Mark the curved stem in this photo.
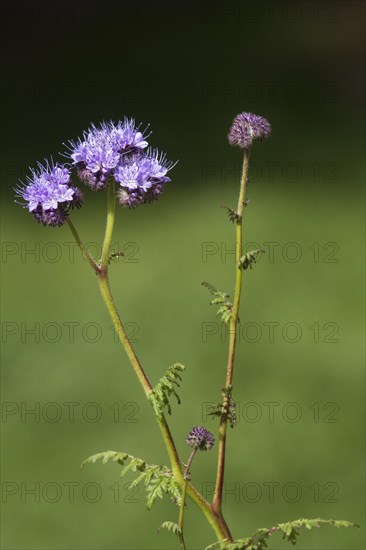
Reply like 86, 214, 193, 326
67, 218, 100, 274
213, 148, 250, 515
98, 266, 232, 542
68, 185, 233, 544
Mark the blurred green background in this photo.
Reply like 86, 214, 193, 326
1, 1, 364, 549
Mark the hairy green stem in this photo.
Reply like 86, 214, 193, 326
178, 449, 197, 549
100, 180, 117, 271
178, 493, 187, 549
68, 186, 233, 545
213, 148, 250, 515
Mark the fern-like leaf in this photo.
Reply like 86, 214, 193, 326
239, 249, 265, 270
202, 281, 233, 324
149, 363, 186, 419
145, 471, 181, 510
205, 518, 358, 550
221, 205, 242, 223
82, 450, 181, 510
158, 521, 182, 535
205, 541, 230, 550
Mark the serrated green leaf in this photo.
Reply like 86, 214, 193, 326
158, 521, 182, 536
82, 450, 181, 511
81, 450, 129, 469
221, 205, 242, 223
202, 281, 233, 325
149, 363, 186, 420
204, 539, 230, 550
239, 249, 265, 271
205, 518, 359, 550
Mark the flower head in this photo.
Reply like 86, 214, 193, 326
65, 119, 175, 206
228, 112, 271, 149
115, 148, 176, 208
15, 161, 83, 226
66, 119, 150, 191
185, 426, 215, 451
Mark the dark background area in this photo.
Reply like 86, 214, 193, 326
1, 1, 365, 549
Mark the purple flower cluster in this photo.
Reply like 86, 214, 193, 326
67, 119, 175, 208
228, 112, 271, 149
68, 119, 149, 191
16, 161, 83, 226
16, 118, 176, 225
185, 426, 215, 451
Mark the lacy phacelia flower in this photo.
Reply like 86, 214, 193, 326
67, 119, 150, 191
185, 426, 215, 451
15, 161, 83, 226
115, 149, 175, 208
66, 119, 175, 207
228, 112, 271, 149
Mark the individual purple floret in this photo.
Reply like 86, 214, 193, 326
66, 119, 150, 191
228, 112, 271, 149
114, 149, 176, 208
15, 161, 83, 227
185, 426, 215, 451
